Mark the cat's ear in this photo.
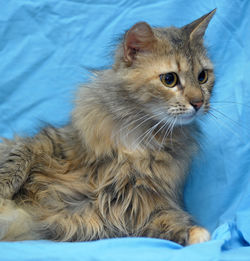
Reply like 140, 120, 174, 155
123, 22, 156, 64
183, 9, 216, 41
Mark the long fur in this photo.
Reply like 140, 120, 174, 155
0, 11, 215, 245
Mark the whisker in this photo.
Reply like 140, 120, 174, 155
206, 111, 244, 140
159, 118, 175, 148
206, 111, 218, 121
211, 101, 250, 108
133, 116, 168, 148
157, 116, 177, 150
139, 120, 164, 147
124, 113, 163, 138
167, 117, 177, 148
119, 113, 149, 134
210, 107, 249, 133
171, 117, 177, 142
118, 111, 166, 143
146, 117, 173, 147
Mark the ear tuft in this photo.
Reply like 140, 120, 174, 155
124, 22, 155, 64
183, 9, 216, 41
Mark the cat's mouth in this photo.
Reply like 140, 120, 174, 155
174, 105, 205, 125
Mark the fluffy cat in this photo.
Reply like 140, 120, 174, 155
0, 9, 216, 245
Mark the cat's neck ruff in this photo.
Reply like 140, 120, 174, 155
72, 87, 198, 157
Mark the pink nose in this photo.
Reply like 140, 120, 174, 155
190, 100, 203, 111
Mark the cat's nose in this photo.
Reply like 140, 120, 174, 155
190, 99, 203, 111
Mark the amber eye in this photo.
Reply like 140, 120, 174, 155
160, 72, 178, 88
198, 70, 208, 84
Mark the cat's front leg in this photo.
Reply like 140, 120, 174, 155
144, 208, 210, 246
0, 140, 33, 199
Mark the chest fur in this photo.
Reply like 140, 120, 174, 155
86, 146, 190, 234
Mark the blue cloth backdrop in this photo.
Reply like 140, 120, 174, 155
0, 0, 250, 260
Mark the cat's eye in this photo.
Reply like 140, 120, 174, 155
198, 70, 208, 84
160, 72, 178, 88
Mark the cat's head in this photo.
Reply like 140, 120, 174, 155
114, 10, 215, 127
74, 10, 216, 151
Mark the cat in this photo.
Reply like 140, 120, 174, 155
0, 9, 216, 245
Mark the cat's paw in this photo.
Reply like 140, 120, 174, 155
187, 226, 210, 245
0, 142, 32, 199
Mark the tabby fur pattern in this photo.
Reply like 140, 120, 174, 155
0, 10, 216, 245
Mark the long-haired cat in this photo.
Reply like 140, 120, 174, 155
0, 9, 216, 245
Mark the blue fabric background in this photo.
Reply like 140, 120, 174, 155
0, 0, 250, 260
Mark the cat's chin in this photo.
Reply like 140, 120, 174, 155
175, 113, 196, 125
